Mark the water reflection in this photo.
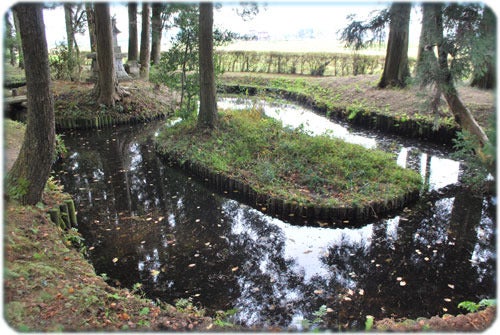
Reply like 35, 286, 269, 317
54, 101, 495, 330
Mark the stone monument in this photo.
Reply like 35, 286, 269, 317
88, 18, 130, 82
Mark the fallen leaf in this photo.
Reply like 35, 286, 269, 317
119, 313, 130, 321
150, 269, 160, 276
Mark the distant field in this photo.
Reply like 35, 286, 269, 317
218, 38, 419, 58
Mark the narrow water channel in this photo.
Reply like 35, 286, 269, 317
54, 98, 496, 330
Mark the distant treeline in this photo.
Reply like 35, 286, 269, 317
215, 50, 396, 76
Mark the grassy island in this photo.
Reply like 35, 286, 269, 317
156, 108, 422, 221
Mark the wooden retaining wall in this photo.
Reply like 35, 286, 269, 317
55, 111, 169, 131
47, 198, 78, 230
219, 84, 460, 146
158, 154, 421, 225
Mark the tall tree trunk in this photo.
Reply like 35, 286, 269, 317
94, 3, 119, 106
64, 3, 76, 81
12, 9, 23, 69
415, 3, 435, 78
429, 4, 489, 146
85, 3, 96, 52
128, 2, 138, 62
198, 2, 218, 129
378, 3, 411, 88
151, 3, 164, 65
4, 11, 16, 66
139, 3, 151, 79
9, 3, 55, 205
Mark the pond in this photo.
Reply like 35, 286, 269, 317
53, 98, 496, 330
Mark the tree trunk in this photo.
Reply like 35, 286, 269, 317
128, 2, 138, 62
12, 9, 23, 69
94, 3, 119, 106
64, 3, 76, 81
151, 3, 164, 65
139, 3, 151, 79
85, 3, 96, 52
198, 2, 218, 129
430, 3, 489, 146
9, 3, 55, 205
4, 11, 16, 66
378, 3, 411, 88
415, 3, 436, 78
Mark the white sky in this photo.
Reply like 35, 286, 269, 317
9, 1, 403, 51
3, 1, 497, 52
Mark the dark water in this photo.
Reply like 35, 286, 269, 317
54, 99, 496, 330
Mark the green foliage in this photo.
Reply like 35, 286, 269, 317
214, 308, 238, 328
54, 134, 68, 160
150, 5, 233, 120
365, 315, 374, 331
48, 42, 83, 81
458, 299, 496, 313
7, 176, 30, 201
139, 307, 150, 316
452, 130, 494, 192
301, 305, 328, 330
64, 227, 86, 253
174, 297, 205, 317
339, 9, 389, 50
45, 176, 64, 193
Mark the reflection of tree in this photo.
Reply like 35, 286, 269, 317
319, 191, 495, 330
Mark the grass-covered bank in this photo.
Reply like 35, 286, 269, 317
155, 109, 422, 222
219, 73, 494, 143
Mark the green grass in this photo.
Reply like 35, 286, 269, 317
156, 108, 422, 208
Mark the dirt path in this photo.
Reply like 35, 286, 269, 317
4, 119, 24, 172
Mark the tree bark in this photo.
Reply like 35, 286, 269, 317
431, 4, 489, 146
378, 3, 411, 88
12, 9, 23, 69
139, 3, 151, 79
128, 2, 138, 62
9, 3, 55, 205
85, 3, 96, 52
4, 11, 16, 66
415, 3, 436, 78
198, 2, 218, 129
94, 3, 119, 106
64, 3, 77, 81
151, 3, 164, 65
